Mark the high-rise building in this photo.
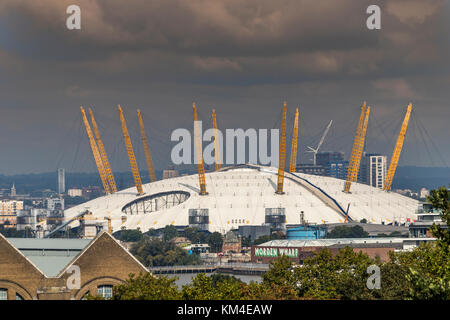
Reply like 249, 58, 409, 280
360, 153, 387, 189
0, 200, 23, 228
316, 152, 345, 167
58, 168, 65, 194
303, 152, 348, 179
327, 161, 349, 180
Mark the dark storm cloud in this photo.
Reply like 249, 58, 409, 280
0, 0, 448, 173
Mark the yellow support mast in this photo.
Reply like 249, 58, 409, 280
118, 105, 144, 195
344, 103, 370, 193
88, 108, 117, 193
193, 103, 207, 195
383, 103, 412, 192
289, 108, 299, 173
212, 109, 221, 171
276, 101, 287, 194
80, 107, 111, 194
137, 109, 157, 182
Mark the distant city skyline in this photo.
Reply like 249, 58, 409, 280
0, 1, 449, 174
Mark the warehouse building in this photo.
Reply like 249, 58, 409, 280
251, 237, 435, 264
0, 232, 147, 300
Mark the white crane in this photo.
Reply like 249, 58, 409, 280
307, 120, 333, 166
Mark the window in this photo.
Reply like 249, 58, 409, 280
97, 285, 113, 299
0, 289, 7, 300
15, 293, 23, 300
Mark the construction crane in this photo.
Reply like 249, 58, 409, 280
307, 120, 333, 166
80, 107, 111, 194
193, 103, 207, 195
276, 101, 287, 194
344, 103, 370, 193
137, 109, 157, 182
212, 109, 221, 171
118, 105, 144, 195
289, 108, 299, 172
383, 103, 413, 192
88, 108, 117, 193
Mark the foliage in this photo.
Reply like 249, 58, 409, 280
253, 232, 284, 245
207, 232, 223, 252
294, 247, 376, 299
210, 274, 243, 287
113, 273, 181, 300
115, 229, 144, 242
389, 242, 450, 300
181, 273, 243, 300
427, 186, 450, 250
183, 227, 208, 243
131, 237, 201, 267
162, 225, 178, 242
326, 225, 369, 238
376, 231, 408, 238
63, 195, 86, 206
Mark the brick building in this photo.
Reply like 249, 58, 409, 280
250, 238, 428, 264
0, 232, 147, 300
222, 231, 242, 253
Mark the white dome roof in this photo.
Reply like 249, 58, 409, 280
64, 164, 419, 234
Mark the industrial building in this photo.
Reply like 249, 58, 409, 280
359, 153, 387, 189
409, 202, 448, 238
251, 237, 435, 264
0, 232, 147, 300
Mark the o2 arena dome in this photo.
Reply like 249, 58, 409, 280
63, 164, 419, 234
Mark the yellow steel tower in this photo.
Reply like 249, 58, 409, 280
80, 107, 111, 194
118, 105, 144, 195
193, 103, 207, 195
344, 103, 370, 193
137, 109, 157, 182
212, 109, 221, 171
276, 102, 287, 194
88, 108, 117, 193
383, 103, 412, 192
289, 108, 299, 173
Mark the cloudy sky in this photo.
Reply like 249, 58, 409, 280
0, 0, 449, 174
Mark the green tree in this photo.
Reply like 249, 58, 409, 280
326, 225, 369, 238
182, 273, 245, 300
207, 232, 223, 252
389, 242, 450, 300
115, 229, 143, 242
183, 227, 207, 244
113, 273, 181, 300
294, 247, 375, 299
131, 238, 201, 267
162, 225, 178, 242
427, 186, 450, 250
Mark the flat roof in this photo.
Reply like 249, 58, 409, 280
257, 237, 431, 248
